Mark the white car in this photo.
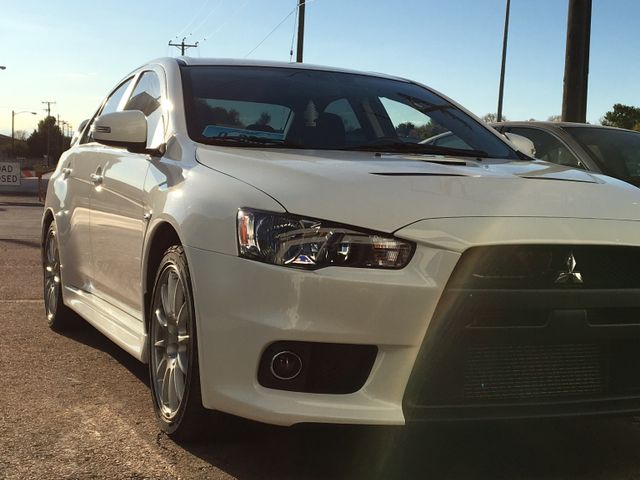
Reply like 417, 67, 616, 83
44, 57, 640, 440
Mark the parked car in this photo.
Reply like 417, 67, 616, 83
43, 57, 640, 440
422, 130, 536, 157
492, 121, 640, 187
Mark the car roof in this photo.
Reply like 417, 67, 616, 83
144, 56, 410, 82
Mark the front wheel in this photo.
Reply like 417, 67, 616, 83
149, 245, 210, 441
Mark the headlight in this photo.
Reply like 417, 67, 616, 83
237, 209, 414, 270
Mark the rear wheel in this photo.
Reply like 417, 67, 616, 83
43, 223, 76, 331
149, 245, 210, 441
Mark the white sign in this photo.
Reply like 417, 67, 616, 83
0, 162, 21, 186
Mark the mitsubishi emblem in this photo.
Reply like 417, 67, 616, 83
555, 252, 583, 284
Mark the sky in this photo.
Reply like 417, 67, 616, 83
1, 0, 639, 137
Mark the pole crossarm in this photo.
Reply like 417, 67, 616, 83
168, 38, 199, 56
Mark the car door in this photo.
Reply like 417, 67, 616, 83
504, 126, 586, 169
89, 69, 166, 319
57, 77, 134, 292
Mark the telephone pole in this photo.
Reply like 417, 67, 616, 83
42, 101, 56, 166
496, 0, 510, 123
169, 37, 199, 56
561, 0, 592, 123
296, 0, 306, 63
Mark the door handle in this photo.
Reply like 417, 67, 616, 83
62, 167, 72, 178
90, 173, 103, 186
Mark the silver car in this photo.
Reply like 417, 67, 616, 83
493, 121, 640, 188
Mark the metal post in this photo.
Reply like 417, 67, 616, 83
496, 0, 511, 123
561, 0, 592, 123
11, 110, 15, 157
296, 0, 306, 63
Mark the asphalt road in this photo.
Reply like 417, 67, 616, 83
4, 194, 640, 479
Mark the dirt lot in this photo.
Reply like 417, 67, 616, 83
4, 195, 640, 479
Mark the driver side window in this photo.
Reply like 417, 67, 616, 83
124, 71, 164, 148
80, 77, 134, 144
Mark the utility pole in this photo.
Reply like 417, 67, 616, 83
42, 101, 56, 166
561, 0, 592, 123
296, 0, 306, 63
168, 37, 199, 56
496, 0, 511, 123
57, 114, 62, 155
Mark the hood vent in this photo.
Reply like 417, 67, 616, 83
518, 175, 597, 184
370, 172, 468, 177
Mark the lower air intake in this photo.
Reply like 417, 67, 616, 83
464, 343, 604, 401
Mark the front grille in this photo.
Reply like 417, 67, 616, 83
448, 245, 640, 289
464, 343, 604, 401
404, 244, 640, 420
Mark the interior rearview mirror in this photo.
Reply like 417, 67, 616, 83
93, 111, 147, 153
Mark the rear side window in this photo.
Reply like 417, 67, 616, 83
125, 71, 164, 147
81, 77, 133, 144
324, 98, 365, 145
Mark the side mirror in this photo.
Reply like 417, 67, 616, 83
504, 132, 536, 157
93, 111, 147, 152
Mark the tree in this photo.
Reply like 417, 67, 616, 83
14, 129, 28, 141
601, 104, 640, 130
395, 122, 416, 137
256, 112, 271, 126
481, 113, 508, 123
26, 116, 69, 164
547, 115, 562, 122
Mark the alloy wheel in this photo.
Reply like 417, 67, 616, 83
43, 230, 61, 321
151, 265, 191, 420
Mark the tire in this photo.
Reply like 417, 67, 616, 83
43, 223, 77, 331
148, 245, 211, 441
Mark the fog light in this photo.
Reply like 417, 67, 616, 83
270, 351, 302, 380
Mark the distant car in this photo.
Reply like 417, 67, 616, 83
43, 57, 640, 441
493, 122, 640, 187
423, 130, 536, 157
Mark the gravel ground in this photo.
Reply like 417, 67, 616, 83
4, 195, 640, 479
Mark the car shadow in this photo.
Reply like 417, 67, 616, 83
59, 315, 640, 479
60, 316, 149, 387
172, 412, 640, 480
0, 238, 41, 249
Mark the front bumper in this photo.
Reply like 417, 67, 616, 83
185, 244, 459, 426
185, 216, 640, 426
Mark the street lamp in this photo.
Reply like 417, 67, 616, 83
12, 110, 37, 156
0, 66, 6, 70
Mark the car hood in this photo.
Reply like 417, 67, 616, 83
196, 146, 640, 233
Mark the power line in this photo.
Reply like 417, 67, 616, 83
188, 0, 226, 39
174, 0, 212, 38
200, 0, 251, 44
245, 0, 314, 59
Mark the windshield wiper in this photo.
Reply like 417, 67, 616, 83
346, 142, 489, 158
200, 135, 304, 149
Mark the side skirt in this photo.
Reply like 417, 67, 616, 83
63, 285, 148, 363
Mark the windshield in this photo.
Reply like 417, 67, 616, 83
181, 65, 518, 159
565, 127, 640, 186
